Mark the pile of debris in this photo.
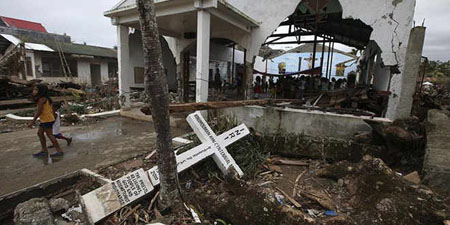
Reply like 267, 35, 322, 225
0, 76, 84, 110
184, 155, 449, 225
307, 86, 389, 117
3, 112, 449, 225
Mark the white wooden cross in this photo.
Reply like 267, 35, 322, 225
82, 112, 250, 224
148, 111, 247, 185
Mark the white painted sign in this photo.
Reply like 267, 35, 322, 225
82, 112, 250, 223
82, 169, 153, 223
111, 169, 153, 205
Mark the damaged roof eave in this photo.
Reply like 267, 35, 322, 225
104, 0, 259, 29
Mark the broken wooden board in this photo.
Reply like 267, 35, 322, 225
0, 96, 73, 107
141, 99, 303, 115
0, 75, 39, 86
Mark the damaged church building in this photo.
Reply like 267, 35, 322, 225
105, 0, 423, 122
5, 0, 450, 224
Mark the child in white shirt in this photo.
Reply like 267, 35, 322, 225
51, 103, 72, 146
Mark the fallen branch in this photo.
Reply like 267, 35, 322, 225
120, 204, 141, 224
148, 191, 160, 212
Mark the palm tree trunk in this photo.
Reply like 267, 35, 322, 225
136, 0, 180, 209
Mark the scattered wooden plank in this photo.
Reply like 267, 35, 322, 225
0, 75, 40, 86
276, 187, 302, 208
144, 150, 157, 160
0, 96, 74, 107
141, 99, 303, 115
274, 159, 309, 167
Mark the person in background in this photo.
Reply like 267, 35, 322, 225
321, 78, 329, 92
51, 103, 72, 147
28, 84, 63, 157
254, 76, 261, 99
314, 76, 321, 91
214, 68, 222, 94
299, 76, 306, 100
330, 78, 336, 91
270, 79, 277, 98
341, 78, 348, 89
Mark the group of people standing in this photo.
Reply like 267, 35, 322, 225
254, 75, 348, 100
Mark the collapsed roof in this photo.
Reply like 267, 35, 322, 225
265, 0, 373, 49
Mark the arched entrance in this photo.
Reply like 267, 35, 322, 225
262, 0, 373, 79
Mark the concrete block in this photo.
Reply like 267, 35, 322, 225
82, 169, 153, 224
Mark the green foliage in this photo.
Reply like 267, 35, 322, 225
425, 60, 450, 79
210, 115, 270, 178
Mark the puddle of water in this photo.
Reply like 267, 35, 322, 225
73, 129, 125, 141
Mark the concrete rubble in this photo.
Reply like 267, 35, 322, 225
14, 198, 54, 225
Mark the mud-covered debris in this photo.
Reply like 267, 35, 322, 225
14, 198, 54, 225
404, 171, 421, 184
269, 165, 283, 174
49, 198, 70, 213
61, 205, 84, 223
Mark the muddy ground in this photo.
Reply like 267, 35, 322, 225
0, 116, 190, 196
91, 114, 449, 225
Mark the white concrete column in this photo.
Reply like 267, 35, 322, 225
117, 25, 132, 107
386, 27, 426, 120
196, 9, 211, 103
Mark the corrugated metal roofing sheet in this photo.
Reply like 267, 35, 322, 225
0, 16, 47, 33
0, 34, 54, 52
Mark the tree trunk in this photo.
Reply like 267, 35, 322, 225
136, 0, 181, 210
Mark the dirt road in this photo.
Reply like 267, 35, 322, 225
0, 117, 190, 196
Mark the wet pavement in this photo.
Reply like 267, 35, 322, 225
0, 117, 190, 196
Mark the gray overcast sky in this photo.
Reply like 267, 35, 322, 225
0, 0, 448, 61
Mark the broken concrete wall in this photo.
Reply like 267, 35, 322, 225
226, 0, 416, 66
423, 109, 450, 194
218, 106, 391, 139
228, 0, 416, 119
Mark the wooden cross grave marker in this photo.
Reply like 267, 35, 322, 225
81, 112, 250, 223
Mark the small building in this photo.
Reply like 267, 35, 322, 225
0, 16, 118, 86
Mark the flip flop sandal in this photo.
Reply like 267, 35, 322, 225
33, 151, 48, 157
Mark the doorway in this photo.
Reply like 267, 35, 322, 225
90, 64, 101, 86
